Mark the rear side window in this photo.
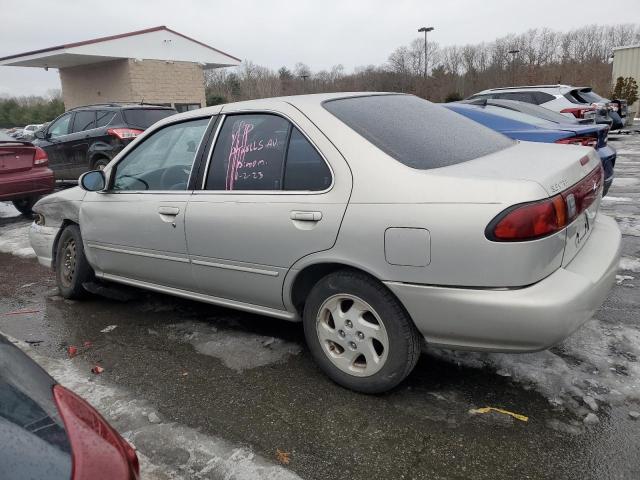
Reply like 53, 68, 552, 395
71, 111, 96, 133
96, 110, 116, 128
533, 92, 556, 104
122, 109, 176, 129
324, 95, 513, 170
284, 128, 331, 190
206, 114, 290, 190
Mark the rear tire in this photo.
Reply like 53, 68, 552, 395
92, 157, 109, 170
12, 197, 38, 216
303, 270, 421, 394
55, 225, 94, 299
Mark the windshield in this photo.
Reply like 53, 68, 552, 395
323, 94, 513, 170
122, 108, 176, 129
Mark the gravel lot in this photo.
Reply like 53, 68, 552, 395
1, 131, 639, 480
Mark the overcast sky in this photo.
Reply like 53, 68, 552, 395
1, 0, 639, 96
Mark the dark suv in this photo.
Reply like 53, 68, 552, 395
34, 103, 177, 180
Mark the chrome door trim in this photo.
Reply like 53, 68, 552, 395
191, 258, 279, 277
87, 243, 190, 263
98, 272, 298, 321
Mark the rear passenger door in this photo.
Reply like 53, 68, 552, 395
185, 105, 352, 311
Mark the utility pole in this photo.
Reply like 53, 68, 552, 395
418, 26, 434, 77
508, 49, 519, 86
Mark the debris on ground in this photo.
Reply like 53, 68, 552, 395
582, 395, 599, 412
100, 325, 117, 333
275, 448, 291, 465
91, 365, 105, 374
67, 346, 78, 358
629, 411, 640, 420
3, 308, 41, 316
82, 282, 139, 301
583, 413, 600, 425
469, 407, 529, 422
148, 412, 161, 424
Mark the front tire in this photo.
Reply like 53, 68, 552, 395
12, 197, 38, 215
55, 225, 94, 299
303, 270, 421, 394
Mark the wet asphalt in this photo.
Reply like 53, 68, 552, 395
1, 132, 640, 480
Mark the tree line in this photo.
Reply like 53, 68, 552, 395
205, 23, 640, 105
0, 94, 64, 129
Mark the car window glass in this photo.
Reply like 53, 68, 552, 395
205, 114, 290, 190
48, 114, 72, 138
324, 95, 513, 170
284, 128, 331, 191
495, 92, 536, 103
112, 117, 210, 191
122, 109, 176, 129
533, 92, 556, 104
483, 105, 557, 128
96, 111, 116, 128
71, 111, 96, 133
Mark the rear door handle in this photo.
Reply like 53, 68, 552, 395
290, 211, 322, 221
158, 206, 180, 216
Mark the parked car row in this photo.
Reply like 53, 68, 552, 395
467, 84, 627, 130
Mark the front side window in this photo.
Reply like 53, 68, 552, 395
206, 114, 290, 191
48, 113, 72, 138
71, 111, 96, 133
112, 117, 210, 191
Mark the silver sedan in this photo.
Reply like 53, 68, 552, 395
29, 93, 621, 393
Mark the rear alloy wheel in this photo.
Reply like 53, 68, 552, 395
303, 270, 421, 393
12, 197, 38, 216
55, 225, 94, 299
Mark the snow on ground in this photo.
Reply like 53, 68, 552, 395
610, 214, 640, 238
602, 196, 633, 203
9, 336, 301, 480
612, 177, 640, 187
620, 256, 640, 273
0, 202, 20, 218
0, 223, 35, 258
430, 318, 640, 414
168, 321, 301, 372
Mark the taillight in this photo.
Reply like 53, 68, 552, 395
107, 128, 143, 140
560, 107, 595, 119
53, 385, 140, 480
487, 165, 603, 242
555, 136, 598, 148
33, 146, 48, 166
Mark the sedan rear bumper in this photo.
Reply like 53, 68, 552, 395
385, 214, 621, 352
0, 167, 54, 201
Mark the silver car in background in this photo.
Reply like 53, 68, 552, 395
30, 93, 621, 393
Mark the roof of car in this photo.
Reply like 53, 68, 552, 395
161, 92, 402, 123
68, 103, 176, 111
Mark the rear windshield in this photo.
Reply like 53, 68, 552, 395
122, 108, 176, 129
569, 89, 607, 104
323, 94, 513, 170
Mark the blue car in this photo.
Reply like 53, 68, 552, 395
443, 101, 616, 195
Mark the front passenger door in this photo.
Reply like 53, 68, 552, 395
80, 116, 213, 290
42, 112, 74, 179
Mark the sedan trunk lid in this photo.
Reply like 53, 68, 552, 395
0, 141, 35, 174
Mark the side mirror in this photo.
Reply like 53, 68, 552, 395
79, 170, 106, 192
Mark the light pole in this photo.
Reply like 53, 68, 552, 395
508, 49, 519, 86
418, 26, 434, 77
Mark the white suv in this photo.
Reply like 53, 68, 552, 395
467, 85, 619, 127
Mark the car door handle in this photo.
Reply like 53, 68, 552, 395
290, 211, 322, 221
158, 206, 180, 216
